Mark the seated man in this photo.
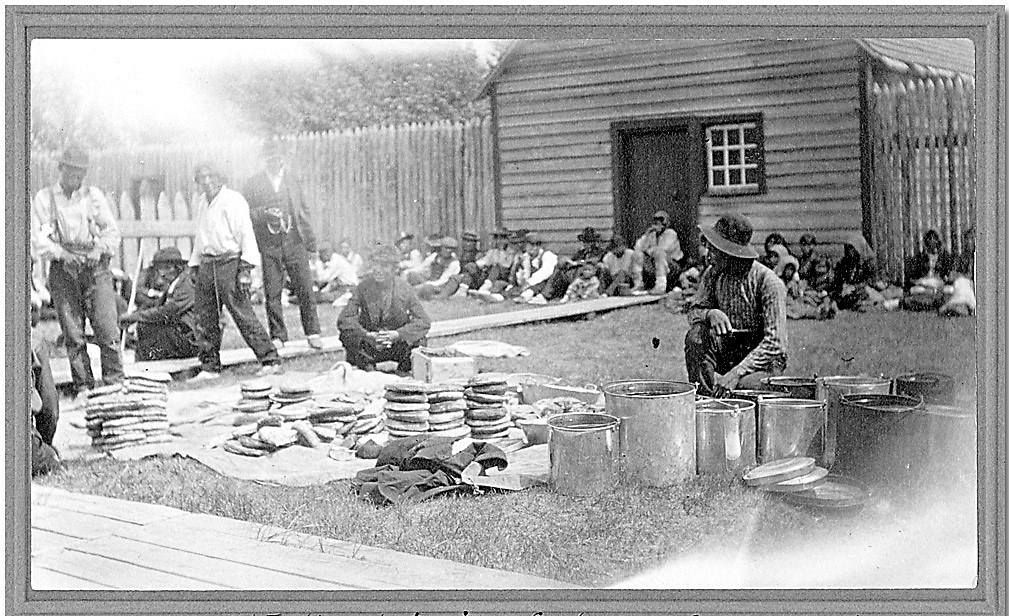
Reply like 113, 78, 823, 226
684, 213, 788, 397
547, 226, 607, 300
467, 228, 514, 295
901, 228, 955, 312
31, 346, 61, 476
337, 244, 431, 374
314, 238, 364, 306
118, 247, 199, 362
414, 237, 462, 300
396, 233, 424, 278
939, 227, 976, 317
600, 235, 638, 297
632, 210, 684, 295
503, 232, 558, 305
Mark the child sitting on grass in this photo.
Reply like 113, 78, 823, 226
560, 262, 601, 303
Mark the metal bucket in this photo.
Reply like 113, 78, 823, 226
602, 380, 696, 486
761, 376, 817, 400
732, 389, 792, 456
759, 398, 827, 463
546, 413, 621, 497
816, 376, 892, 468
695, 398, 757, 476
835, 394, 926, 490
894, 372, 956, 405
923, 404, 977, 489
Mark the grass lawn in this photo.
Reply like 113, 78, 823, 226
33, 299, 978, 587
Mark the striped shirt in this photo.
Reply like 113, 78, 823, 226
687, 260, 788, 375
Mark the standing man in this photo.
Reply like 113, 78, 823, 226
337, 244, 431, 374
242, 139, 324, 350
118, 246, 199, 362
684, 213, 788, 397
632, 209, 685, 295
30, 145, 123, 397
188, 162, 281, 380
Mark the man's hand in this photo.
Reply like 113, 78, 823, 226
374, 330, 400, 350
712, 367, 743, 398
706, 309, 733, 336
237, 269, 253, 299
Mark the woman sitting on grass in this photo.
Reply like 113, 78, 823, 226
829, 234, 877, 311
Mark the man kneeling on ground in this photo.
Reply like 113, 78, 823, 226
684, 213, 788, 397
337, 244, 431, 374
119, 247, 199, 361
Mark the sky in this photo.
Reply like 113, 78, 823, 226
30, 38, 499, 145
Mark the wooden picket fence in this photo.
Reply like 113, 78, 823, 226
29, 117, 496, 275
869, 74, 975, 285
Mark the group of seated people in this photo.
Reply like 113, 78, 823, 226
753, 227, 976, 320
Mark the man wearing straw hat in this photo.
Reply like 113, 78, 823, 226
684, 213, 788, 397
242, 138, 324, 351
337, 243, 431, 374
30, 144, 123, 398
118, 246, 199, 362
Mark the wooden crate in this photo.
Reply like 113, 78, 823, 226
411, 347, 476, 383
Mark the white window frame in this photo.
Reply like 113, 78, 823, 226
705, 121, 761, 196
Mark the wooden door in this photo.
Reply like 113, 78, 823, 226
613, 124, 699, 259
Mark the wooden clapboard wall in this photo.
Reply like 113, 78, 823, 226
28, 119, 495, 276
487, 39, 866, 255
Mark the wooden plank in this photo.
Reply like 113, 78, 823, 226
31, 506, 148, 541
31, 562, 119, 590
34, 546, 232, 590
31, 527, 87, 557
74, 534, 348, 590
33, 484, 190, 525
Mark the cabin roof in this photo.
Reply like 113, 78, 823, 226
477, 37, 976, 98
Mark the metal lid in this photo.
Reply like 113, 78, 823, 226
695, 398, 755, 414
782, 475, 871, 511
759, 466, 829, 493
743, 457, 816, 486
838, 394, 924, 413
761, 376, 817, 387
818, 375, 891, 386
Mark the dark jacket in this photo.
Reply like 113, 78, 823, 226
337, 276, 431, 345
134, 270, 197, 334
904, 250, 955, 289
242, 169, 317, 254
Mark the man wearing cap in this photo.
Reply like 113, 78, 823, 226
684, 213, 788, 397
241, 139, 324, 351
632, 210, 685, 295
189, 162, 282, 379
118, 247, 199, 362
414, 237, 462, 300
31, 144, 124, 397
505, 232, 557, 304
337, 244, 431, 374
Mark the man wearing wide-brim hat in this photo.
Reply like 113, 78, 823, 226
118, 246, 199, 362
337, 243, 431, 374
684, 213, 788, 397
30, 144, 124, 398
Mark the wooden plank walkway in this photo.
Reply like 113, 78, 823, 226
50, 294, 663, 385
30, 485, 581, 590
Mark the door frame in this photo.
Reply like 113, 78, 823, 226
610, 115, 704, 260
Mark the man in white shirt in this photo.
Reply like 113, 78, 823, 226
633, 209, 685, 295
188, 162, 281, 380
30, 145, 123, 397
505, 232, 557, 305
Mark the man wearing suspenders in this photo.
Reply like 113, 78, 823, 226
30, 145, 124, 398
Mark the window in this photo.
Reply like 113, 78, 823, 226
704, 118, 764, 196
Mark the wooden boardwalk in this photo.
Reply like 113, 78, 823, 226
50, 294, 663, 385
30, 485, 580, 590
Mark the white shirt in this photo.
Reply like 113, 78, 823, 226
524, 249, 558, 287
31, 182, 120, 260
189, 186, 262, 268
267, 168, 284, 193
635, 227, 684, 263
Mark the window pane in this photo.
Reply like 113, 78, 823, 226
712, 149, 724, 166
712, 171, 725, 186
710, 130, 723, 146
744, 126, 759, 144
728, 148, 741, 165
729, 168, 742, 185
727, 128, 740, 145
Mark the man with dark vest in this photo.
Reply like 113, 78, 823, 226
337, 244, 431, 374
684, 213, 788, 397
242, 139, 324, 350
30, 144, 123, 398
118, 246, 199, 361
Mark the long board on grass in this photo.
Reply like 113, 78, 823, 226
48, 294, 664, 385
